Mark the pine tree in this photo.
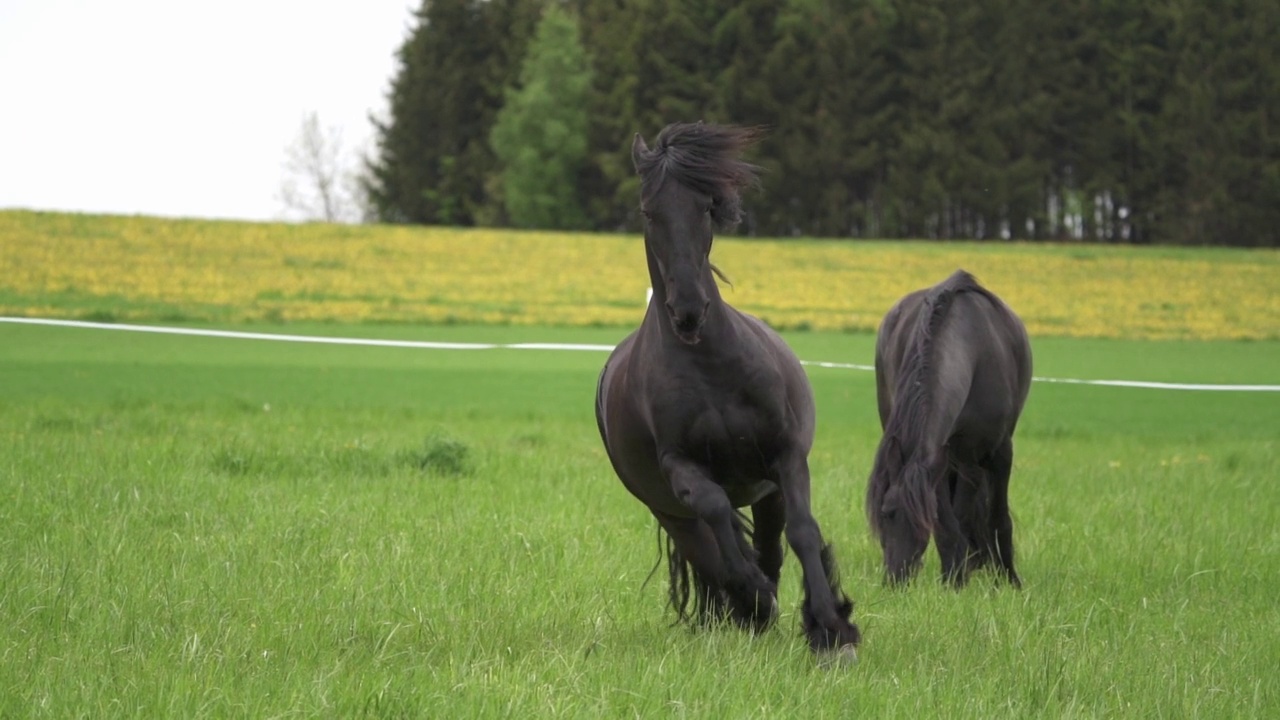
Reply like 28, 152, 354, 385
1157, 0, 1280, 245
364, 0, 538, 225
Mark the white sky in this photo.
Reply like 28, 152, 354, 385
0, 0, 417, 221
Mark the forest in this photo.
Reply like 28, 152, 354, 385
363, 0, 1280, 246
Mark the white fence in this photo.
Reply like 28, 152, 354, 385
2, 316, 1276, 392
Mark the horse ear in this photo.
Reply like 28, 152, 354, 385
631, 133, 649, 173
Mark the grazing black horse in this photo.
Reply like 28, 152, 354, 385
867, 270, 1032, 587
595, 123, 860, 658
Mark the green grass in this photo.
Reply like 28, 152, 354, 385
2, 322, 1277, 717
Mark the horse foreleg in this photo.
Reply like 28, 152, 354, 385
775, 454, 861, 656
988, 438, 1021, 588
661, 456, 777, 631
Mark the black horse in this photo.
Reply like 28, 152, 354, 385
866, 270, 1032, 587
595, 123, 860, 659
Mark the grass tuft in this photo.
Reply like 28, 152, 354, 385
405, 434, 472, 477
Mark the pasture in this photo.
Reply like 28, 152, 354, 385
2, 320, 1277, 717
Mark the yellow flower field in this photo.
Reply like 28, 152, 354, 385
2, 210, 1277, 340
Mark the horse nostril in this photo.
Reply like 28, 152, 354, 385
666, 303, 697, 329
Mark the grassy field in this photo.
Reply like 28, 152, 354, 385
2, 320, 1277, 717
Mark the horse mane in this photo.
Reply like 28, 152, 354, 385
633, 122, 763, 231
868, 269, 990, 539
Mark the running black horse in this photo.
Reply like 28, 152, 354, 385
867, 270, 1032, 587
595, 123, 860, 659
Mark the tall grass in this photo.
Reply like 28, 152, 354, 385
2, 322, 1276, 717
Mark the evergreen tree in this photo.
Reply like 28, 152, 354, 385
575, 0, 740, 231
365, 0, 538, 225
758, 0, 897, 237
490, 4, 594, 229
571, 0, 644, 230
366, 0, 1277, 245
1157, 0, 1280, 245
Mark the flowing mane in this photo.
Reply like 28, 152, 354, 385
632, 123, 762, 230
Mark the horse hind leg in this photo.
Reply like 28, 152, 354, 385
933, 468, 975, 587
988, 438, 1021, 588
953, 466, 997, 576
751, 491, 786, 587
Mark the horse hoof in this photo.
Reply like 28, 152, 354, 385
817, 644, 859, 669
752, 596, 779, 632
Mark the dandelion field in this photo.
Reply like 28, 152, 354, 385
2, 210, 1277, 339
2, 211, 1278, 716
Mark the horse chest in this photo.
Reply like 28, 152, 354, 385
685, 404, 781, 479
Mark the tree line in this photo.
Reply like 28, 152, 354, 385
362, 0, 1280, 246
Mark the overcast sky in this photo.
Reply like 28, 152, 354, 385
0, 0, 417, 222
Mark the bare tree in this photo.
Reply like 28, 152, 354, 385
278, 112, 365, 223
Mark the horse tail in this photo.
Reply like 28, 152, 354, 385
657, 510, 755, 625
664, 532, 696, 623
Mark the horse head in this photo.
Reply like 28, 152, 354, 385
867, 438, 937, 584
631, 123, 760, 345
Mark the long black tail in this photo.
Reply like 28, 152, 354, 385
660, 510, 755, 625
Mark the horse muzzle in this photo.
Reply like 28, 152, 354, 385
666, 301, 708, 344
